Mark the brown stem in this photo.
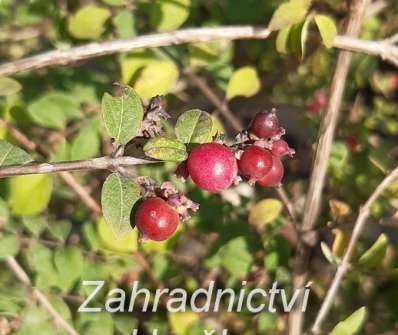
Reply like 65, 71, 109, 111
288, 1, 371, 334
5, 257, 79, 335
0, 156, 156, 178
1, 26, 398, 76
311, 165, 398, 333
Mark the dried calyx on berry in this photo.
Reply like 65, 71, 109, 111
137, 95, 171, 138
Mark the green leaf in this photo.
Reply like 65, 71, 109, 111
220, 237, 253, 277
357, 234, 389, 269
0, 77, 22, 96
249, 198, 283, 227
0, 235, 19, 258
314, 14, 337, 48
0, 140, 32, 166
70, 123, 100, 160
101, 86, 144, 145
67, 5, 111, 40
120, 50, 156, 84
331, 307, 367, 335
22, 217, 47, 236
9, 174, 53, 216
144, 137, 187, 162
134, 61, 179, 100
320, 241, 339, 265
150, 0, 191, 32
113, 10, 136, 39
268, 1, 309, 31
54, 246, 83, 290
48, 220, 71, 242
101, 173, 141, 237
97, 217, 138, 253
276, 26, 292, 53
175, 109, 213, 144
300, 15, 313, 59
28, 92, 81, 129
226, 66, 261, 99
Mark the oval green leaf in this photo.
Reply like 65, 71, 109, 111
268, 1, 308, 32
134, 61, 179, 100
101, 86, 144, 145
331, 307, 367, 335
0, 77, 22, 96
175, 109, 213, 144
144, 137, 187, 162
357, 233, 388, 269
0, 140, 32, 166
226, 66, 261, 100
314, 14, 337, 48
67, 5, 111, 40
150, 0, 191, 32
9, 174, 53, 216
101, 172, 141, 238
0, 235, 20, 259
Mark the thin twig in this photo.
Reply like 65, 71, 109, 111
275, 186, 298, 223
5, 256, 79, 335
0, 156, 156, 178
0, 120, 102, 213
1, 26, 398, 76
311, 166, 398, 334
184, 69, 244, 131
288, 1, 370, 334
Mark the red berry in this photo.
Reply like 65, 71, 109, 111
135, 197, 179, 241
187, 143, 238, 192
258, 155, 284, 187
271, 140, 295, 157
251, 110, 280, 138
238, 146, 273, 181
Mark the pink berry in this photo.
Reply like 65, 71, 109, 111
271, 140, 295, 157
135, 197, 179, 241
238, 146, 273, 180
187, 143, 238, 192
258, 155, 284, 187
251, 110, 280, 138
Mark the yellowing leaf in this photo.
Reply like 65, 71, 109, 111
143, 137, 187, 162
249, 199, 283, 227
9, 174, 53, 216
314, 14, 337, 48
210, 115, 225, 137
120, 50, 156, 84
150, 0, 191, 32
226, 66, 261, 100
268, 1, 308, 32
97, 217, 138, 253
329, 199, 351, 219
276, 26, 292, 53
168, 310, 199, 335
332, 228, 349, 258
67, 5, 111, 40
134, 61, 179, 100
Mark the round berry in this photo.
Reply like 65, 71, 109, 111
187, 143, 238, 192
238, 146, 273, 180
258, 155, 284, 187
251, 110, 280, 138
271, 140, 295, 157
135, 197, 179, 241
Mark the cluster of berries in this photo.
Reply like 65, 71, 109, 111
134, 110, 294, 242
